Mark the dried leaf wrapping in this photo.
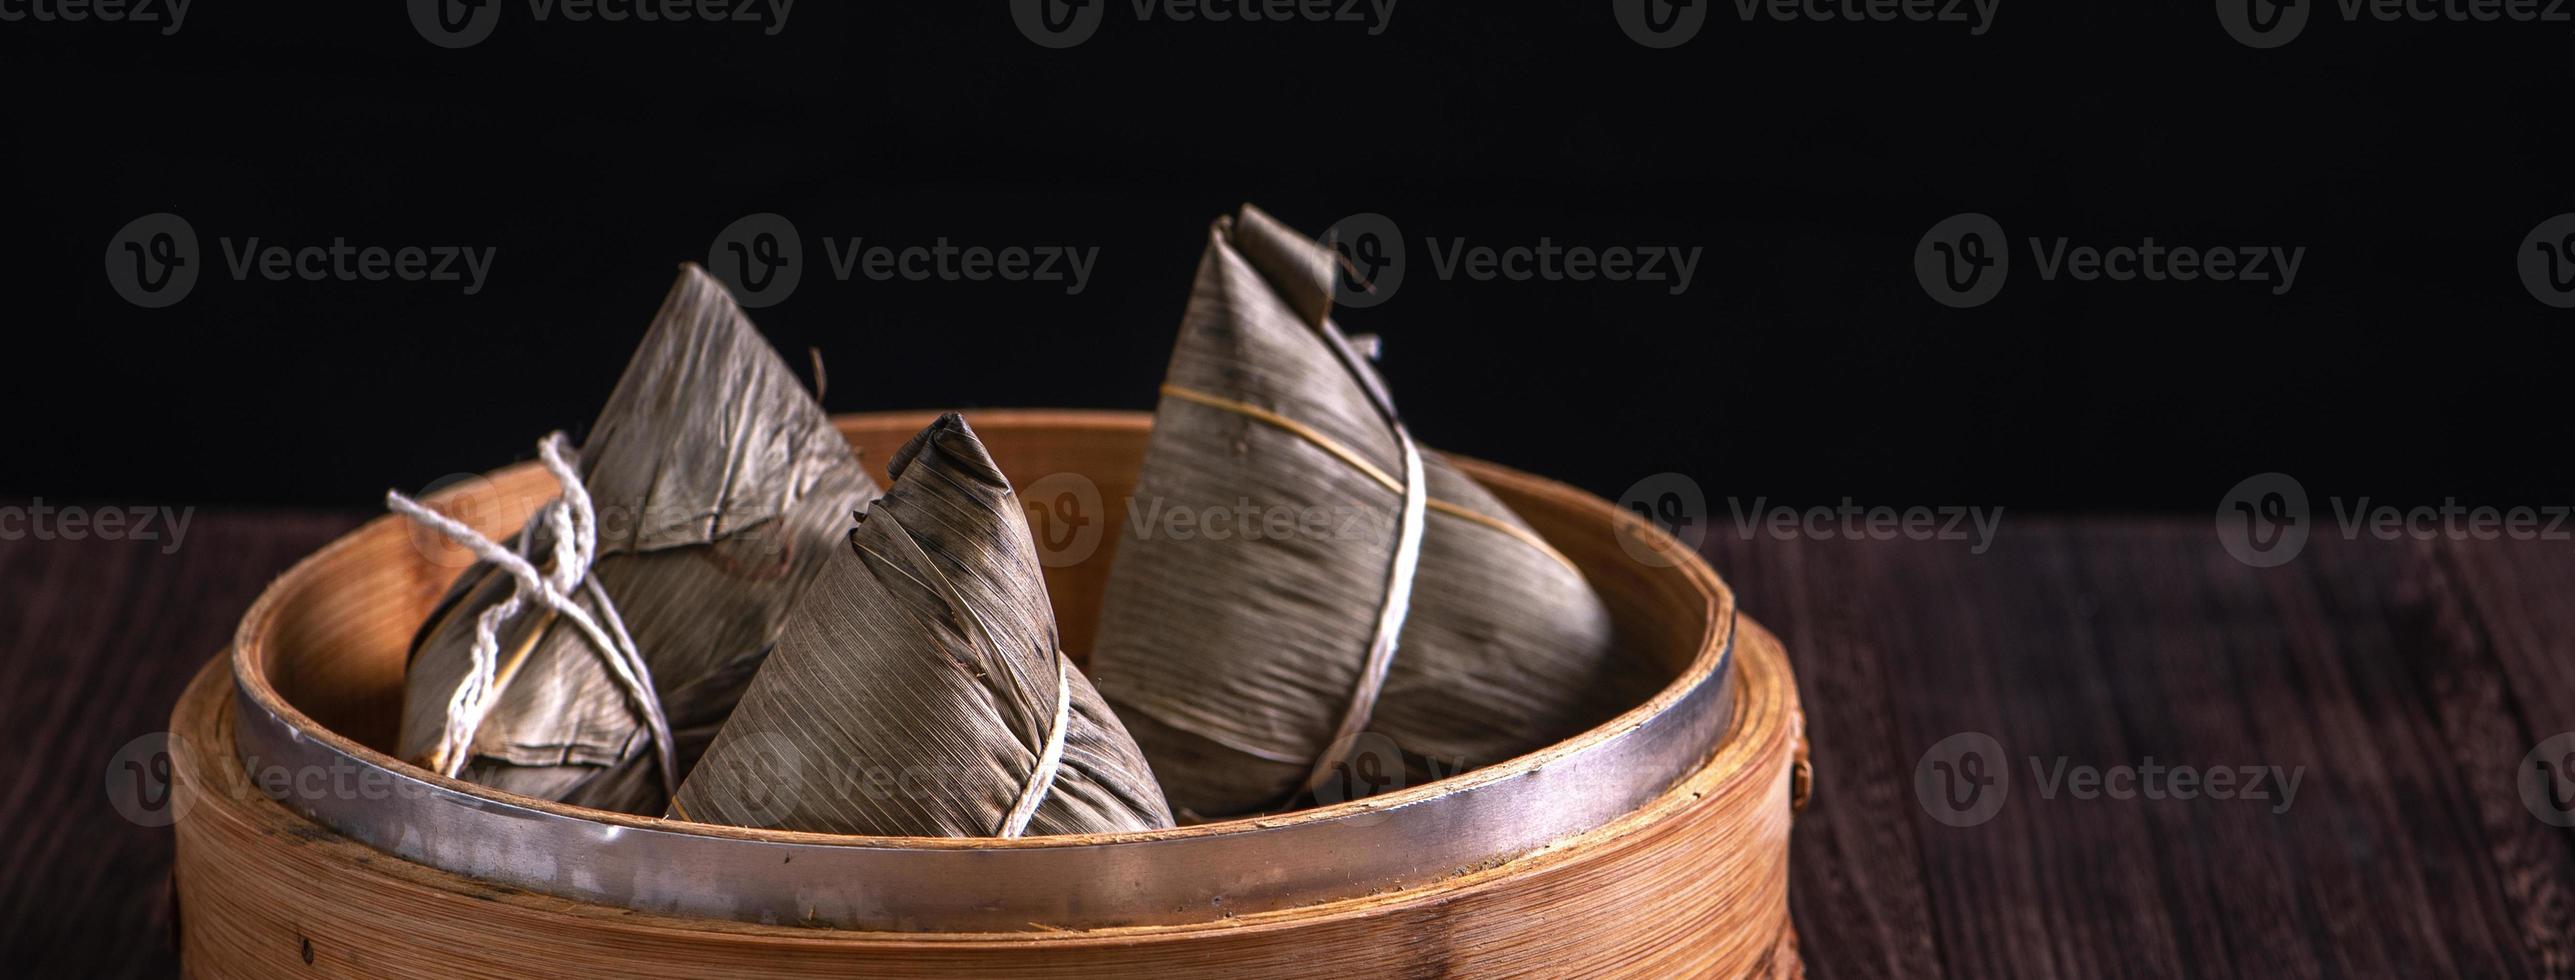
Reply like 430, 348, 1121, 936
671, 414, 1174, 836
1088, 204, 1655, 818
396, 264, 882, 815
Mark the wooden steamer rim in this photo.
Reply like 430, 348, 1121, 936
223, 410, 1766, 934
171, 616, 1802, 975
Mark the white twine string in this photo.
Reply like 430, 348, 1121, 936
996, 655, 1075, 839
1287, 309, 1428, 802
1296, 427, 1426, 799
386, 433, 680, 796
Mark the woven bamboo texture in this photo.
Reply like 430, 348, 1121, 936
173, 410, 1806, 978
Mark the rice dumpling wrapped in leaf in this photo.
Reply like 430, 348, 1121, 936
1088, 204, 1653, 819
394, 263, 882, 815
670, 414, 1174, 836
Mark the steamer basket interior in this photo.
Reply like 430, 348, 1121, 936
252, 409, 1705, 788
183, 411, 1800, 975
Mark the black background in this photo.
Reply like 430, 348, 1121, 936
2, 2, 2566, 513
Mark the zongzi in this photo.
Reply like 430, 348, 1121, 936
392, 263, 882, 816
1088, 204, 1655, 819
670, 414, 1174, 836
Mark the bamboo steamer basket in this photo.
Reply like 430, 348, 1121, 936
171, 409, 1808, 978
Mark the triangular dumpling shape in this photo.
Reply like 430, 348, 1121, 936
671, 414, 1173, 836
1088, 205, 1652, 819
396, 264, 882, 815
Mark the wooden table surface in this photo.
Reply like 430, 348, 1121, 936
6, 513, 2572, 978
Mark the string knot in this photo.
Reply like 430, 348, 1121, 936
386, 432, 680, 796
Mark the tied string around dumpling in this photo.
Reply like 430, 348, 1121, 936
1004, 657, 1074, 836
1155, 211, 1431, 804
843, 498, 1078, 838
385, 432, 679, 795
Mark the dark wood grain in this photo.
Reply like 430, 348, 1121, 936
0, 511, 357, 980
1715, 519, 2575, 980
8, 512, 2572, 977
